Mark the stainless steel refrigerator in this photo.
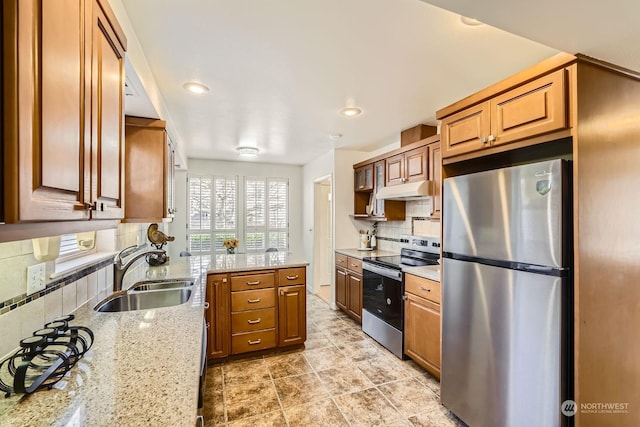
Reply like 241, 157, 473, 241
441, 159, 573, 427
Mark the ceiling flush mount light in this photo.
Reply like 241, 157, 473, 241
460, 16, 483, 26
339, 107, 363, 117
236, 146, 259, 158
182, 81, 210, 94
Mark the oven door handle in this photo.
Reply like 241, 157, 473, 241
363, 262, 403, 281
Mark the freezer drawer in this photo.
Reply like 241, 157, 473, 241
441, 258, 568, 427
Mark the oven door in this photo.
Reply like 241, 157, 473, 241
362, 263, 404, 330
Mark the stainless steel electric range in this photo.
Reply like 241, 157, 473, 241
361, 236, 440, 358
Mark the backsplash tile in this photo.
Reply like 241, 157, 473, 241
44, 289, 63, 323
62, 281, 77, 315
357, 200, 439, 252
87, 272, 98, 301
0, 222, 155, 359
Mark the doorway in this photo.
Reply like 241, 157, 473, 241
313, 175, 333, 305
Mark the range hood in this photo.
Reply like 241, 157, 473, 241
375, 180, 432, 200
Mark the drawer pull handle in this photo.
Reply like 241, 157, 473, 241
247, 318, 262, 324
248, 298, 261, 303
419, 286, 431, 292
248, 339, 262, 345
246, 280, 261, 285
351, 264, 357, 267
286, 275, 299, 280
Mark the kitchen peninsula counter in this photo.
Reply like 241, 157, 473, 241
0, 256, 210, 427
208, 252, 309, 273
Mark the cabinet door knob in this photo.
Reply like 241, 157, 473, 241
480, 137, 488, 144
204, 302, 210, 309
487, 134, 496, 142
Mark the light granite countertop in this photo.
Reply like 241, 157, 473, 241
403, 264, 441, 282
208, 252, 309, 273
0, 252, 311, 427
334, 248, 399, 260
0, 256, 211, 427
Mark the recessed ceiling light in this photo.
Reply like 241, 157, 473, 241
236, 146, 259, 158
460, 16, 483, 26
339, 107, 363, 117
329, 133, 343, 141
183, 81, 210, 94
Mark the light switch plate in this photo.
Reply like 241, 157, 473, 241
27, 263, 47, 296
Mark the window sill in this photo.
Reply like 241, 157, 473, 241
51, 251, 117, 280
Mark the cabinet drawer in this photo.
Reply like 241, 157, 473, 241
230, 271, 275, 291
347, 257, 363, 274
231, 288, 276, 311
405, 274, 441, 304
231, 329, 276, 354
278, 267, 306, 286
232, 308, 276, 333
335, 253, 348, 267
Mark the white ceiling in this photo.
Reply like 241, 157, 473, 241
421, 0, 640, 75
121, 0, 558, 165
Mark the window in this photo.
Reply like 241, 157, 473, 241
57, 232, 96, 261
245, 178, 288, 251
187, 175, 288, 254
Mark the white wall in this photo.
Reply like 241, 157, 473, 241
334, 149, 370, 250
168, 159, 304, 259
302, 150, 334, 292
108, 0, 187, 169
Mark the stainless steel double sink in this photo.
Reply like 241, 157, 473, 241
95, 278, 195, 312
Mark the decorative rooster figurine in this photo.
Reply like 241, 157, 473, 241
147, 223, 175, 250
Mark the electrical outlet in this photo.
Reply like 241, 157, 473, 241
27, 263, 47, 296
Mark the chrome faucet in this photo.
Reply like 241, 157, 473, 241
113, 245, 166, 292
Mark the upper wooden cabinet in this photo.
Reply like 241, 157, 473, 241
124, 117, 176, 222
440, 69, 568, 160
2, 0, 126, 223
353, 160, 405, 221
354, 164, 374, 192
89, 0, 126, 219
386, 145, 428, 186
428, 141, 442, 218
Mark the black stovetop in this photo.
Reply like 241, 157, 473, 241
364, 248, 439, 270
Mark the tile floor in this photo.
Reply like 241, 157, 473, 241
203, 293, 466, 426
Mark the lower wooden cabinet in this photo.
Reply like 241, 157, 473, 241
404, 274, 441, 379
206, 266, 307, 360
278, 284, 306, 347
335, 253, 362, 323
347, 274, 362, 322
206, 274, 230, 359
